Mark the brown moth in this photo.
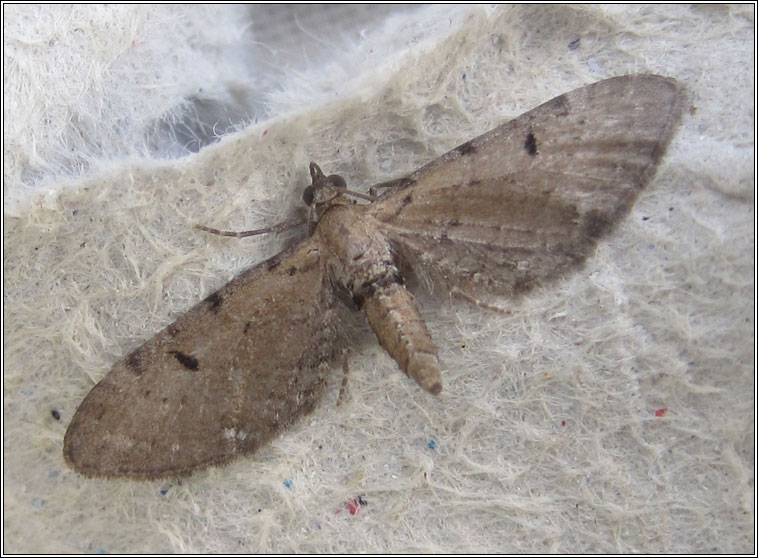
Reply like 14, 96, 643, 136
64, 75, 685, 479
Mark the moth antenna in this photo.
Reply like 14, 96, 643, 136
194, 219, 305, 238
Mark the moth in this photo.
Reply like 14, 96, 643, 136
64, 75, 685, 479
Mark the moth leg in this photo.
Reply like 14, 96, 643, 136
194, 219, 305, 238
336, 349, 351, 407
343, 189, 378, 203
451, 287, 513, 315
368, 178, 410, 198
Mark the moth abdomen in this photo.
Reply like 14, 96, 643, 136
360, 281, 442, 395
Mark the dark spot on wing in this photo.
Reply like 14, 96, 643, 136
94, 403, 106, 420
583, 209, 615, 239
439, 232, 454, 245
287, 266, 297, 276
544, 93, 570, 116
125, 347, 145, 376
267, 253, 283, 271
524, 132, 538, 156
448, 219, 462, 227
168, 350, 199, 371
512, 274, 537, 295
243, 321, 253, 334
455, 140, 476, 156
51, 409, 61, 420
204, 292, 223, 312
390, 193, 415, 218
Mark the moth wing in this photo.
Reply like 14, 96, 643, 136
368, 75, 685, 297
64, 238, 340, 479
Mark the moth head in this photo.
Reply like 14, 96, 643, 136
303, 162, 347, 208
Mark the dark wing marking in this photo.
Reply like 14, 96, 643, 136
64, 238, 341, 479
368, 75, 685, 297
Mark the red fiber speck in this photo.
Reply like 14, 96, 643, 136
346, 498, 360, 515
336, 497, 364, 516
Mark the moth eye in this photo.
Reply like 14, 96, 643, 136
328, 175, 347, 189
302, 186, 314, 206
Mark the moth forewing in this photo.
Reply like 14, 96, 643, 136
64, 75, 684, 479
369, 74, 685, 299
64, 240, 342, 479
